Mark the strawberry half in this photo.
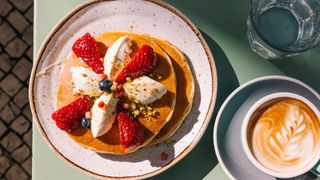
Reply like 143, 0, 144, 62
115, 45, 157, 83
72, 33, 104, 74
118, 112, 144, 150
52, 96, 93, 132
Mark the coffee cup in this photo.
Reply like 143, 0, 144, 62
241, 92, 320, 178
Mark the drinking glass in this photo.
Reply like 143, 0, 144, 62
247, 0, 320, 59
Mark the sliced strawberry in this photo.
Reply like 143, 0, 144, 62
52, 96, 93, 131
118, 112, 144, 150
115, 45, 157, 83
72, 33, 104, 74
161, 152, 168, 161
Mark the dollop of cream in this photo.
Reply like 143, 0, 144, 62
250, 98, 320, 173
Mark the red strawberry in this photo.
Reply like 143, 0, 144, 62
72, 33, 104, 74
118, 112, 144, 150
115, 45, 157, 83
52, 96, 93, 131
161, 152, 168, 161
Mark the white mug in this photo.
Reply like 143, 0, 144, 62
241, 92, 320, 178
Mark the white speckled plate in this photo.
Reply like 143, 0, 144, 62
29, 0, 217, 179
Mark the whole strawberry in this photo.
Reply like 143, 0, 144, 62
52, 96, 93, 131
118, 112, 144, 150
115, 45, 157, 83
72, 33, 104, 74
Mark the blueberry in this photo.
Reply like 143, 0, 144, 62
99, 79, 113, 92
81, 117, 90, 128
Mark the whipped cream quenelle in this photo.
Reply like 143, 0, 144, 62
103, 36, 131, 81
70, 66, 103, 97
123, 76, 167, 105
248, 98, 320, 174
91, 94, 118, 138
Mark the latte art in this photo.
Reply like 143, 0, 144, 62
249, 98, 320, 173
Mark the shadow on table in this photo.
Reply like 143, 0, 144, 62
150, 30, 239, 180
270, 46, 320, 93
166, 0, 251, 42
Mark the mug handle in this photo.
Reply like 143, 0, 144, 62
311, 161, 320, 176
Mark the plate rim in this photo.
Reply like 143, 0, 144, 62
213, 75, 320, 180
29, 0, 218, 179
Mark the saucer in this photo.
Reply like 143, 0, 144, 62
213, 75, 320, 180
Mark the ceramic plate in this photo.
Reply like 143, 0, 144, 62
213, 76, 320, 180
29, 0, 217, 179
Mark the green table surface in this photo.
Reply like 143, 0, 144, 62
33, 0, 320, 179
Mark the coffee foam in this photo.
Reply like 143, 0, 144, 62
249, 98, 320, 173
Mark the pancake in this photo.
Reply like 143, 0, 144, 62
56, 32, 176, 154
146, 37, 195, 146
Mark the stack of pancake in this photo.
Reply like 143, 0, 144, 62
56, 32, 194, 154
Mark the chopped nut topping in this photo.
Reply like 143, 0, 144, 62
151, 110, 157, 116
147, 111, 153, 116
147, 106, 152, 111
139, 106, 146, 111
130, 102, 137, 110
133, 110, 140, 117
111, 84, 117, 91
134, 99, 140, 104
126, 77, 132, 82
122, 103, 129, 109
81, 73, 88, 78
